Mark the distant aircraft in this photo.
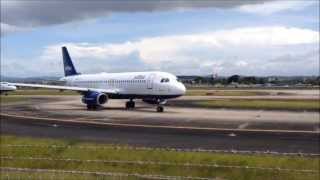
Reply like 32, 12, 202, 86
11, 47, 186, 112
0, 82, 17, 94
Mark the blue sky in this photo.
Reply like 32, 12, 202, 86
1, 0, 319, 77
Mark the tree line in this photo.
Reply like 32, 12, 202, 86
180, 75, 320, 85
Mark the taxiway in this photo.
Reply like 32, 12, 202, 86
1, 95, 319, 154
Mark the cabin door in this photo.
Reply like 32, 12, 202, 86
147, 74, 156, 89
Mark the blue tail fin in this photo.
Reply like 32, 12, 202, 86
62, 46, 79, 76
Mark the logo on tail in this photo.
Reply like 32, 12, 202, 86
62, 47, 79, 77
64, 66, 72, 71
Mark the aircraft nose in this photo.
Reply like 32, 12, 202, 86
177, 83, 186, 95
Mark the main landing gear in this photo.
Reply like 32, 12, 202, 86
126, 99, 135, 109
125, 99, 165, 112
156, 106, 164, 112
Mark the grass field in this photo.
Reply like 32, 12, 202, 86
196, 99, 320, 111
8, 89, 78, 96
0, 89, 77, 104
186, 90, 272, 96
170, 99, 320, 111
0, 135, 319, 180
0, 96, 29, 104
1, 89, 318, 111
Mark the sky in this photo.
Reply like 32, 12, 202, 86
1, 0, 319, 77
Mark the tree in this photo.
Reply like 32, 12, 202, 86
227, 75, 240, 84
242, 76, 257, 84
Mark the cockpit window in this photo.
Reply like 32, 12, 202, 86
160, 78, 170, 83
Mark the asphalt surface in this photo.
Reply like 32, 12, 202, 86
1, 115, 319, 153
1, 95, 319, 153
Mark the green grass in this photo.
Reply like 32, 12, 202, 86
0, 172, 108, 180
8, 89, 78, 96
186, 90, 272, 96
186, 86, 319, 90
0, 96, 29, 104
195, 99, 320, 111
169, 99, 320, 111
1, 135, 319, 180
1, 89, 77, 104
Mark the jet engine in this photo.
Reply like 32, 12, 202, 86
82, 91, 108, 106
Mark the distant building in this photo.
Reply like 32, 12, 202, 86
177, 76, 199, 84
267, 77, 278, 82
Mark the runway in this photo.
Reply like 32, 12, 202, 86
1, 95, 319, 154
1, 114, 319, 154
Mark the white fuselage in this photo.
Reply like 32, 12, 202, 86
60, 71, 186, 98
0, 82, 17, 92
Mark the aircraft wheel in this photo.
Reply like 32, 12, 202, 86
125, 102, 130, 109
157, 106, 164, 112
126, 101, 135, 109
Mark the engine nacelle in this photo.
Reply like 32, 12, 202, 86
82, 91, 108, 105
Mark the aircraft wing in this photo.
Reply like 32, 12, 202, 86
11, 83, 119, 94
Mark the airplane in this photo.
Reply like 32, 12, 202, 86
10, 47, 186, 112
0, 82, 17, 95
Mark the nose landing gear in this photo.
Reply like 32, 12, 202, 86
126, 99, 135, 109
156, 99, 167, 113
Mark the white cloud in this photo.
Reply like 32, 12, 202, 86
42, 26, 319, 65
237, 0, 317, 15
0, 23, 25, 36
236, 61, 249, 67
2, 26, 319, 76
